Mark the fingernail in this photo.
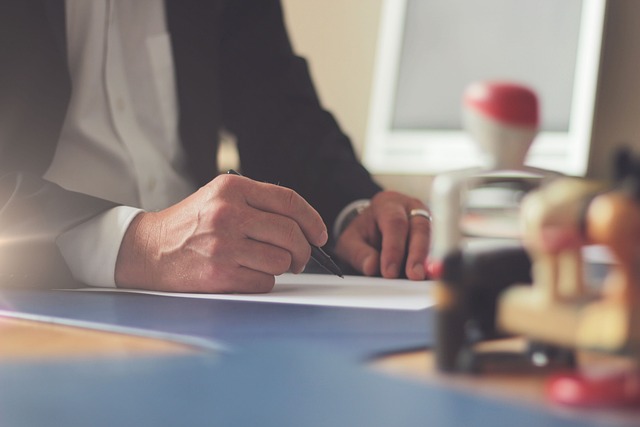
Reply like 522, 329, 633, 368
412, 263, 426, 280
319, 230, 328, 245
385, 263, 398, 277
362, 255, 374, 275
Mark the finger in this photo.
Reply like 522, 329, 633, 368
404, 215, 431, 280
239, 214, 310, 273
156, 248, 276, 294
234, 176, 327, 246
213, 266, 276, 294
334, 224, 381, 276
538, 226, 583, 253
376, 205, 410, 278
233, 238, 296, 276
333, 207, 381, 276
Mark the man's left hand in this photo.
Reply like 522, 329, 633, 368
334, 191, 431, 280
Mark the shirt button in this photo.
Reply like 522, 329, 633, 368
147, 177, 157, 191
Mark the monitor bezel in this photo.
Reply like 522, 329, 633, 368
363, 0, 608, 176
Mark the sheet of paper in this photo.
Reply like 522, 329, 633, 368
76, 274, 435, 311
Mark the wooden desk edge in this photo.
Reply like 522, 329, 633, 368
0, 315, 200, 361
371, 339, 640, 422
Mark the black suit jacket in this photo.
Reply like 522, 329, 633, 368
0, 0, 381, 287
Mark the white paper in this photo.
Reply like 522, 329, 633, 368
76, 274, 435, 311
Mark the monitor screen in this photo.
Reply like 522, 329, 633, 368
364, 0, 608, 176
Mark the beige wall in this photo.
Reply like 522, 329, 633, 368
281, 0, 435, 201
282, 1, 640, 198
281, 0, 381, 159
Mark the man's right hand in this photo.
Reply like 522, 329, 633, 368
114, 173, 328, 293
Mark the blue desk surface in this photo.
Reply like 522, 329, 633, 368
1, 282, 638, 427
0, 288, 432, 358
1, 344, 638, 427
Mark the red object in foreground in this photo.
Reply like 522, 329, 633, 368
546, 370, 640, 408
425, 257, 442, 280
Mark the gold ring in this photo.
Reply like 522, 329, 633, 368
409, 208, 432, 222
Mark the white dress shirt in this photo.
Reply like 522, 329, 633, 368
47, 0, 358, 288
46, 0, 196, 287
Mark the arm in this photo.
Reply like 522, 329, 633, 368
114, 173, 328, 293
0, 1, 329, 291
218, 0, 381, 234
0, 172, 117, 288
218, 0, 430, 279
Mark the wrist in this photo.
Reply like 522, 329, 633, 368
115, 211, 157, 288
333, 199, 371, 240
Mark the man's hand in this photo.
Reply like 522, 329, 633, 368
334, 191, 431, 280
114, 174, 328, 293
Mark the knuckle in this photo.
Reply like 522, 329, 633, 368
209, 174, 233, 196
208, 202, 235, 226
271, 250, 293, 274
283, 219, 300, 245
210, 174, 245, 201
283, 187, 299, 212
205, 238, 225, 258
388, 214, 409, 230
410, 197, 423, 206
372, 190, 392, 203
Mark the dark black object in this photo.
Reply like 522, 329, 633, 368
435, 245, 532, 372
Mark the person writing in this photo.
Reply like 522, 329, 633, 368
0, 0, 431, 293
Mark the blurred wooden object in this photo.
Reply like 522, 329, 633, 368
499, 154, 640, 355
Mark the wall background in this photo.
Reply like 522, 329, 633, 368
281, 0, 433, 201
281, 0, 640, 201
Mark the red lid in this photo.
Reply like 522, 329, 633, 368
425, 257, 442, 279
464, 81, 539, 127
546, 371, 640, 407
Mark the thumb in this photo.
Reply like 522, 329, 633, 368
335, 232, 380, 276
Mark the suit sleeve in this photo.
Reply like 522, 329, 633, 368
0, 172, 117, 288
218, 0, 382, 240
0, 3, 120, 288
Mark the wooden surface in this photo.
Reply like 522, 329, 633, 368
0, 316, 197, 361
373, 338, 547, 404
3, 313, 639, 424
373, 344, 640, 425
372, 338, 637, 406
3, 312, 638, 420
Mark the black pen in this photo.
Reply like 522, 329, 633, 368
226, 170, 344, 278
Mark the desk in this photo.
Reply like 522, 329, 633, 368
374, 338, 637, 406
0, 316, 196, 361
3, 314, 639, 427
3, 316, 630, 406
2, 299, 640, 427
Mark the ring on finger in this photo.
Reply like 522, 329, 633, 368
409, 208, 432, 222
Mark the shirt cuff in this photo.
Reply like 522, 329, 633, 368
333, 199, 371, 241
55, 206, 143, 287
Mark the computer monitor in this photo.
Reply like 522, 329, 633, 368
363, 0, 608, 176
